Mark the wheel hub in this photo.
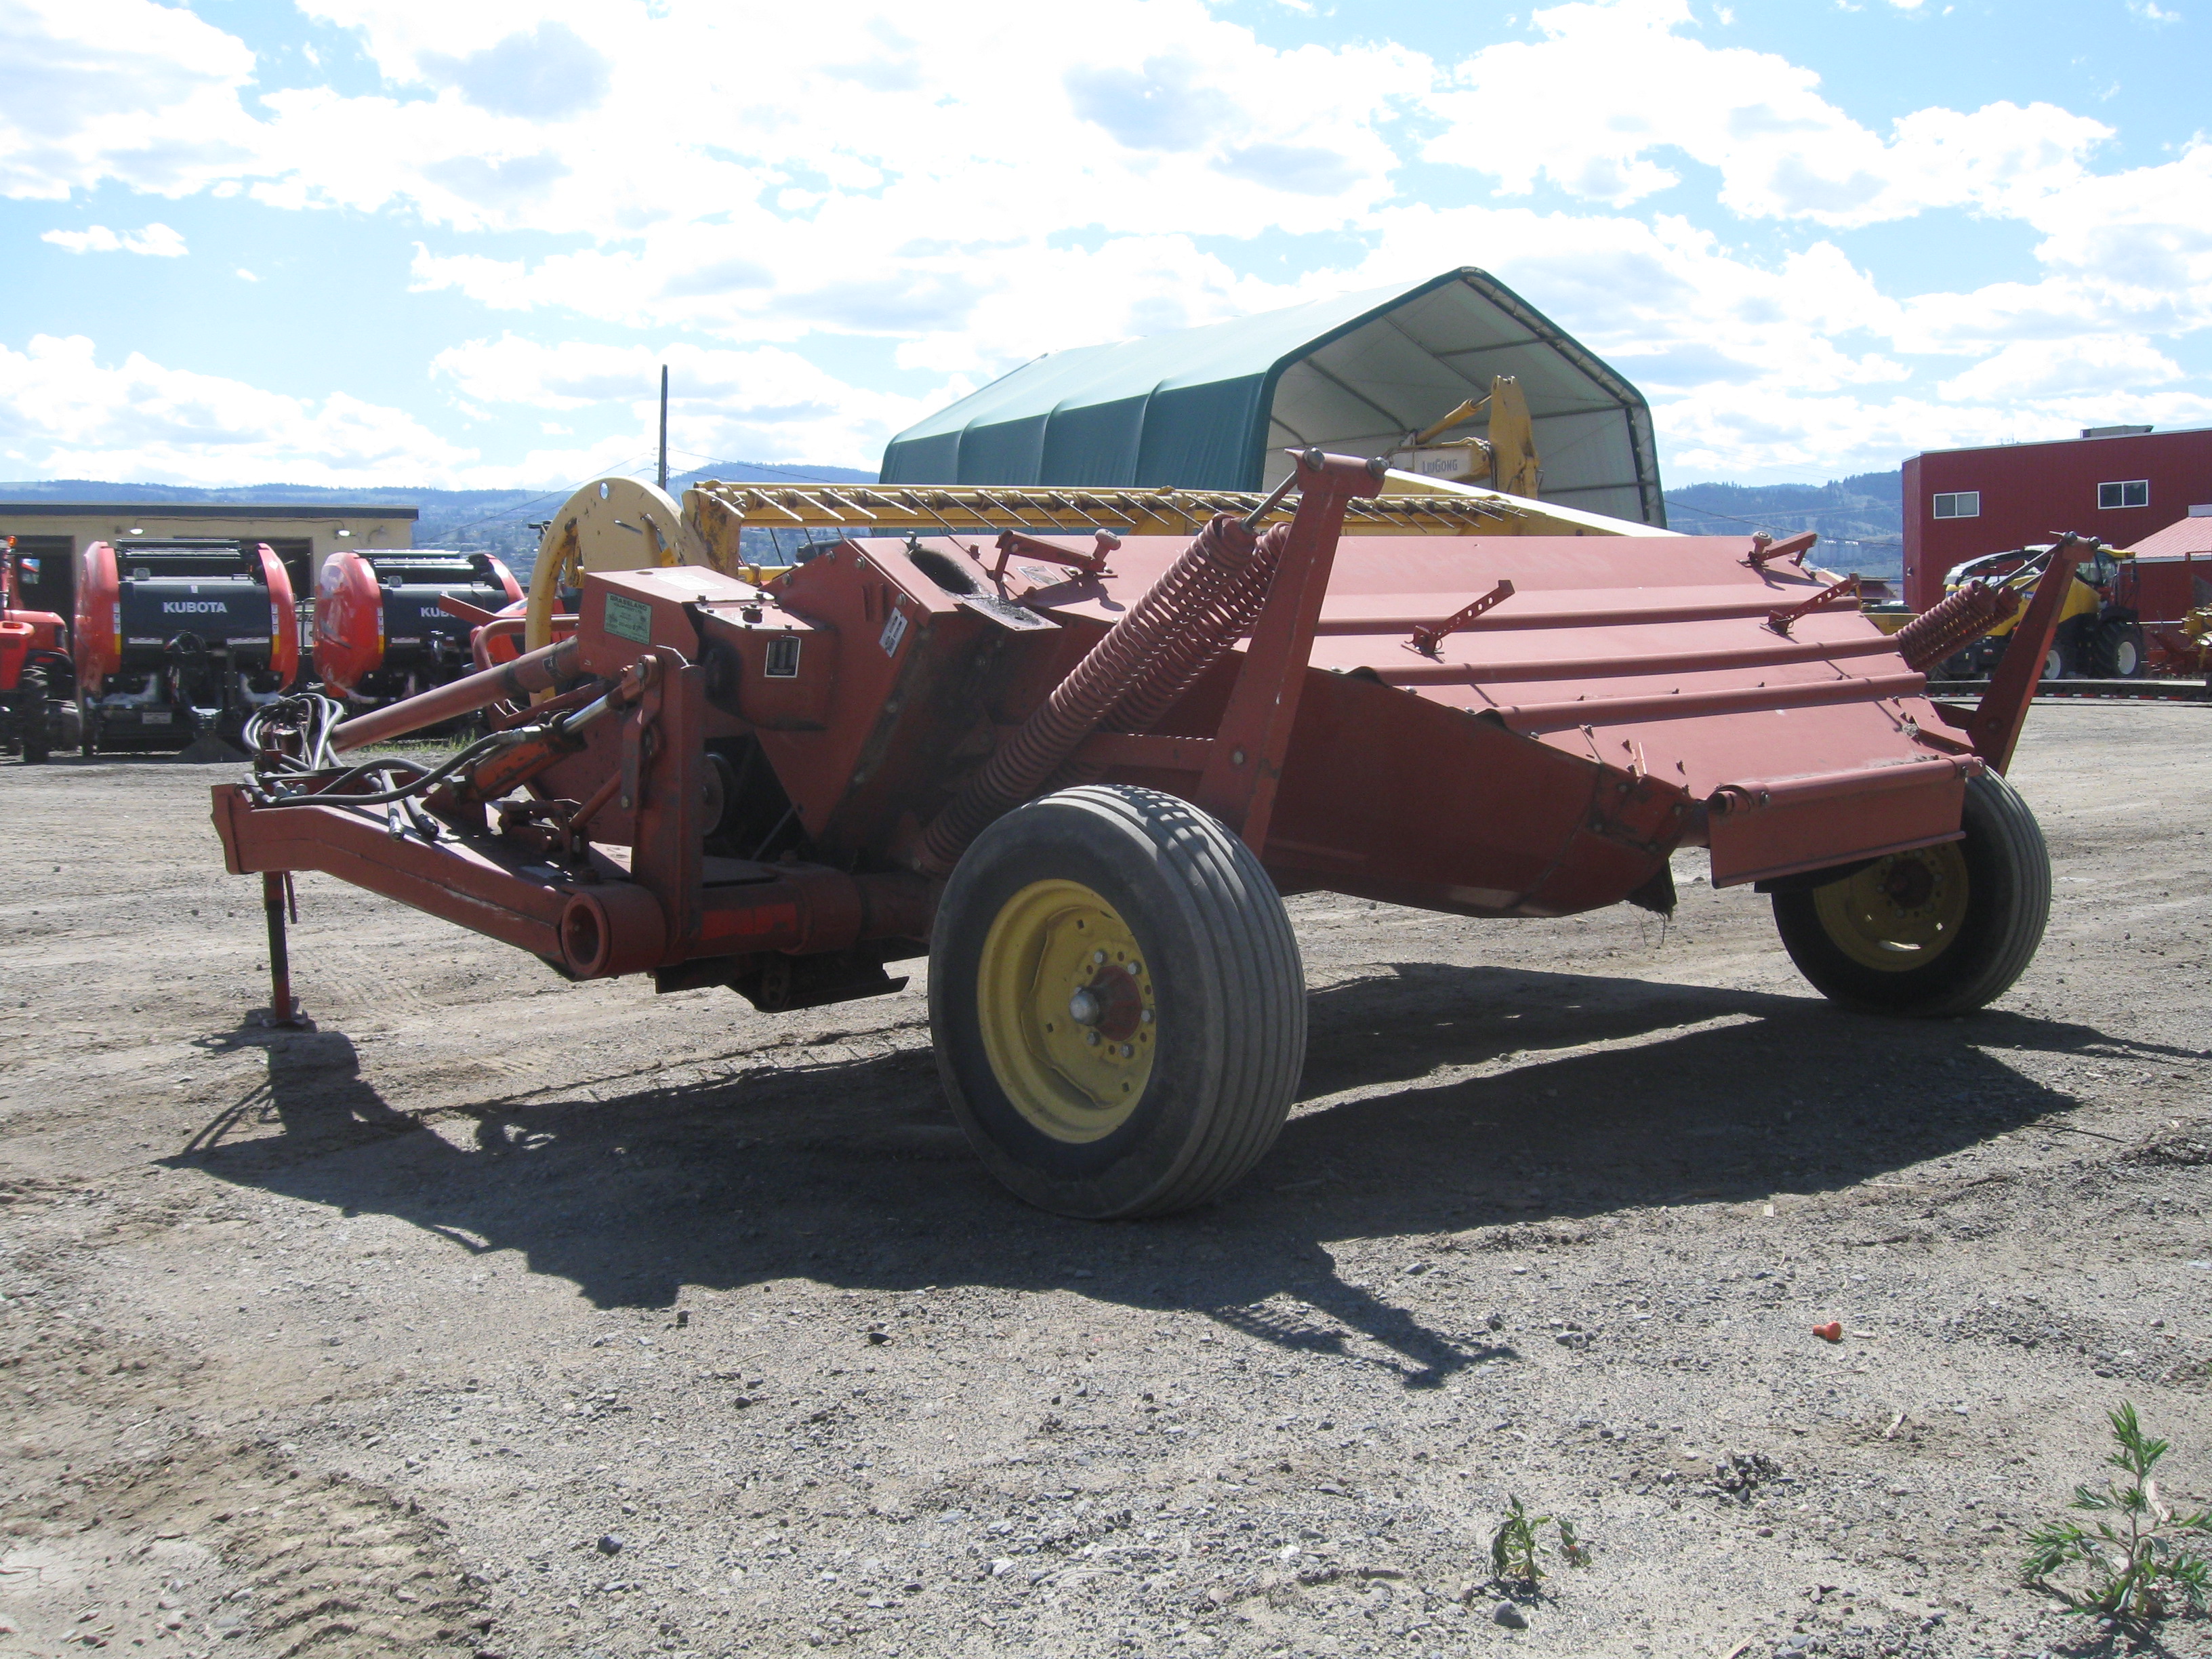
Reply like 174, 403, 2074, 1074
1813, 843, 1971, 972
977, 879, 1158, 1142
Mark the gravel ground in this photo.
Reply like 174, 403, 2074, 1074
2, 702, 2209, 1659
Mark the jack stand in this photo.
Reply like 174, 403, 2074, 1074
258, 869, 308, 1028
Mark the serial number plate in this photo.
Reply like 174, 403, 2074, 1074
603, 592, 654, 644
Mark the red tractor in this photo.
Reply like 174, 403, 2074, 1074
0, 537, 77, 764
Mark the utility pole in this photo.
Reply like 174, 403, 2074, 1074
657, 364, 669, 491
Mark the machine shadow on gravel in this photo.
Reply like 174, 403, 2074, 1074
169, 961, 2159, 1391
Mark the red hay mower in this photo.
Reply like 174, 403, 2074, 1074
213, 453, 2083, 1217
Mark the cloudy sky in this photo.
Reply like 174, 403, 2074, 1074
3, 0, 2207, 492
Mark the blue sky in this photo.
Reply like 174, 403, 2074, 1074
2, 0, 2206, 491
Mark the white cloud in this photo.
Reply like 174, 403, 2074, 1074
0, 0, 267, 199
0, 0, 2205, 486
0, 333, 479, 486
1421, 0, 2110, 226
1936, 336, 2184, 402
41, 222, 186, 256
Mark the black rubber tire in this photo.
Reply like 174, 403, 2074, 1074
16, 674, 48, 764
1772, 771, 2050, 1017
2094, 619, 2146, 679
930, 785, 1305, 1218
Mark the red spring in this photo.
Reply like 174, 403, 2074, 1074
916, 513, 1265, 874
1895, 580, 2020, 673
1042, 524, 1292, 796
1098, 521, 1288, 734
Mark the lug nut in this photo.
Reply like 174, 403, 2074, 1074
1092, 949, 1107, 964
1140, 1009, 1153, 1025
1086, 1030, 1101, 1047
1118, 1044, 1133, 1058
1126, 960, 1141, 976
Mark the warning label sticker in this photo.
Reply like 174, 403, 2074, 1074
879, 608, 909, 657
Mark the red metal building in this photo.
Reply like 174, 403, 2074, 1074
1902, 426, 2212, 610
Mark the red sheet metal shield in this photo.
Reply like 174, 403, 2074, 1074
1035, 533, 1973, 913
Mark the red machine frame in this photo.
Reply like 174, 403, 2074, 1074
213, 454, 2081, 1025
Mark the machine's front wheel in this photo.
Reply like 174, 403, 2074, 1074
2095, 619, 2146, 678
1772, 772, 2050, 1017
930, 785, 1304, 1218
17, 672, 49, 764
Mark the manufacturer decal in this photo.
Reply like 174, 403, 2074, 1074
161, 600, 228, 614
603, 592, 654, 644
878, 607, 909, 657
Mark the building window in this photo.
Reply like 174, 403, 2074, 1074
2098, 480, 2150, 510
1932, 491, 1980, 519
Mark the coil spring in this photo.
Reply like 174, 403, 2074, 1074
1042, 523, 1292, 794
1895, 580, 2020, 674
916, 513, 1265, 874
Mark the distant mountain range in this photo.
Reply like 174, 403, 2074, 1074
2, 462, 1908, 579
1664, 470, 1902, 579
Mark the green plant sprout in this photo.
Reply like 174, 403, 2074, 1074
1489, 1494, 1593, 1591
2022, 1401, 2211, 1627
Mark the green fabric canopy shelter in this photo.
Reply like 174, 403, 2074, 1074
881, 268, 1665, 527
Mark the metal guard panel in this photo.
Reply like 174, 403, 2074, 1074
1295, 534, 1968, 886
1704, 762, 1971, 888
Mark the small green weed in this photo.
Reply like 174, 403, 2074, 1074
2022, 1401, 2211, 1627
1488, 1494, 1591, 1592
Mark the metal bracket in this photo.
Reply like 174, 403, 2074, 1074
1409, 579, 1515, 655
1193, 449, 1387, 850
1966, 531, 2098, 773
1744, 531, 1818, 571
617, 656, 663, 813
1766, 573, 1860, 636
989, 528, 1118, 581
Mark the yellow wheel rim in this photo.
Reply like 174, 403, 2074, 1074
976, 879, 1158, 1143
1812, 844, 1970, 972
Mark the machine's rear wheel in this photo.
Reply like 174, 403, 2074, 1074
1772, 772, 2049, 1017
930, 785, 1304, 1218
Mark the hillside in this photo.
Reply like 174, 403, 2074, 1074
1664, 470, 1902, 579
4, 464, 1910, 581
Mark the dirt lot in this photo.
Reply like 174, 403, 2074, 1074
3, 703, 2209, 1659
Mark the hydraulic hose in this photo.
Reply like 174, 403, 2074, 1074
329, 637, 581, 753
